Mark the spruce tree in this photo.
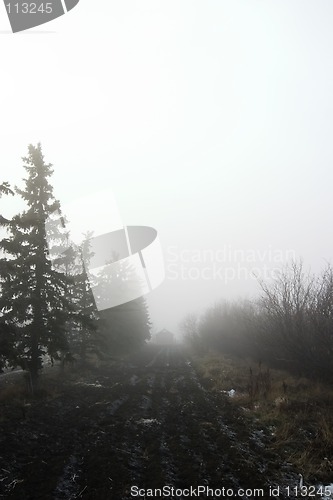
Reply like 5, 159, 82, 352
62, 233, 104, 365
99, 297, 151, 355
0, 182, 14, 226
94, 254, 152, 354
0, 181, 15, 372
0, 145, 72, 385
0, 182, 14, 199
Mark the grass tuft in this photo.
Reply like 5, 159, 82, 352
193, 351, 333, 483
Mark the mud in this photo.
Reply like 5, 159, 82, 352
0, 345, 299, 499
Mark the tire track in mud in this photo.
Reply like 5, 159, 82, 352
101, 346, 293, 498
141, 348, 261, 494
80, 346, 267, 497
0, 345, 297, 499
78, 347, 267, 498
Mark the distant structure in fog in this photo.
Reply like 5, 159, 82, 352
155, 328, 175, 345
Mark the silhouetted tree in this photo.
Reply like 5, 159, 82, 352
257, 261, 318, 374
180, 313, 203, 352
0, 182, 14, 199
0, 181, 15, 371
0, 145, 72, 386
99, 296, 151, 355
0, 181, 14, 226
62, 233, 105, 364
93, 255, 151, 354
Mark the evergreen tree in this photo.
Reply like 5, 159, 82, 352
62, 233, 105, 364
0, 181, 15, 372
0, 182, 14, 199
0, 182, 13, 196
98, 297, 151, 355
0, 181, 14, 226
93, 254, 151, 354
0, 145, 72, 385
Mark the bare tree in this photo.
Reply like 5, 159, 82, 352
257, 260, 333, 378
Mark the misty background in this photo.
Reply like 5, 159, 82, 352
1, 0, 333, 335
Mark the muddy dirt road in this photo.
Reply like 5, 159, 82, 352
0, 345, 297, 499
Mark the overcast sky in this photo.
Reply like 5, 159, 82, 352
1, 0, 333, 335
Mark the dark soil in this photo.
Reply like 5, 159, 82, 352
0, 345, 299, 499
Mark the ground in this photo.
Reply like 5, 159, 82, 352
0, 345, 303, 499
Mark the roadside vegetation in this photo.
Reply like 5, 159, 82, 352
182, 262, 333, 483
193, 353, 333, 483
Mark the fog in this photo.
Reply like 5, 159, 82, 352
1, 0, 333, 335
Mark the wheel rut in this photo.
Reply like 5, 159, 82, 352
0, 345, 298, 499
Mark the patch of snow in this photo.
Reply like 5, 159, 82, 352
74, 381, 103, 388
136, 418, 160, 426
222, 389, 236, 397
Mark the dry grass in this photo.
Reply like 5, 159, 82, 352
193, 351, 333, 483
0, 383, 27, 403
0, 369, 67, 408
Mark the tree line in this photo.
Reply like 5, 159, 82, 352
181, 261, 333, 381
0, 144, 151, 386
